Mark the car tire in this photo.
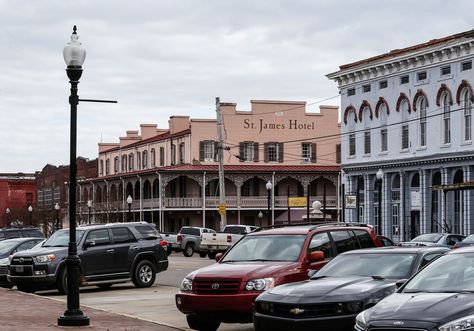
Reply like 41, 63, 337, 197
199, 252, 207, 258
183, 243, 194, 257
186, 314, 220, 331
132, 260, 156, 288
97, 284, 113, 290
57, 267, 68, 295
207, 252, 216, 260
17, 285, 36, 293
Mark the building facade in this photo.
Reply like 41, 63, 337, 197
0, 173, 36, 227
79, 100, 341, 232
327, 30, 474, 241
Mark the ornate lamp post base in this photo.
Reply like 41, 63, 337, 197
58, 313, 90, 326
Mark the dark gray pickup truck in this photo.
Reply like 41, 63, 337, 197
8, 222, 168, 293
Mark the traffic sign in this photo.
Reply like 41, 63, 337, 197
218, 204, 226, 215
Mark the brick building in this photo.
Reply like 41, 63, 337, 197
0, 173, 36, 227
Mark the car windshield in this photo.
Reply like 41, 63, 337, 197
411, 233, 443, 243
403, 253, 474, 293
221, 234, 305, 262
316, 253, 416, 279
43, 230, 85, 247
0, 240, 19, 254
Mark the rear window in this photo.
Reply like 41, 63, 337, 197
22, 229, 45, 238
330, 230, 357, 254
352, 230, 375, 248
180, 227, 200, 236
135, 225, 161, 240
5, 231, 20, 239
223, 226, 247, 234
112, 227, 137, 243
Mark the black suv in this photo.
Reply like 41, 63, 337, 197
0, 227, 45, 241
8, 222, 168, 293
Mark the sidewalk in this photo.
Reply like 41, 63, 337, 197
0, 287, 183, 331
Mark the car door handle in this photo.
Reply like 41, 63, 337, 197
130, 246, 140, 250
106, 249, 114, 253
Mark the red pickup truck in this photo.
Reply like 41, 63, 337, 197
175, 223, 383, 330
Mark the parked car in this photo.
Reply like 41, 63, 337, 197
200, 224, 258, 259
378, 235, 394, 246
177, 226, 216, 257
398, 233, 465, 248
0, 227, 45, 241
0, 237, 45, 288
175, 222, 383, 331
453, 234, 474, 249
254, 246, 448, 331
355, 246, 474, 331
8, 222, 169, 293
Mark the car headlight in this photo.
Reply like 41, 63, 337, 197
355, 309, 369, 331
0, 257, 9, 265
366, 288, 396, 307
180, 278, 193, 292
245, 278, 275, 291
439, 314, 474, 331
35, 254, 55, 263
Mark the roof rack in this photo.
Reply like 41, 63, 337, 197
0, 225, 40, 230
253, 221, 372, 233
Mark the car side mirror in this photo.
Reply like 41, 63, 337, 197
395, 279, 407, 289
215, 253, 223, 262
308, 251, 325, 263
84, 240, 96, 249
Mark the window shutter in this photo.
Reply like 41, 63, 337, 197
199, 141, 204, 161
311, 143, 317, 163
264, 143, 269, 162
278, 143, 284, 163
253, 142, 259, 162
239, 142, 244, 162
214, 141, 219, 161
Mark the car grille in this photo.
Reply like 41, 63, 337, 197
11, 257, 34, 265
194, 279, 241, 294
368, 328, 427, 331
256, 301, 364, 319
0, 265, 7, 275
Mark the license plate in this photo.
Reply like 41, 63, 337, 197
15, 266, 24, 273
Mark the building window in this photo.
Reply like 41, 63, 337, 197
105, 159, 110, 175
200, 141, 216, 162
417, 71, 427, 81
392, 204, 399, 236
381, 128, 387, 152
114, 156, 119, 173
402, 125, 409, 149
463, 89, 472, 141
159, 147, 165, 166
419, 97, 427, 147
142, 150, 148, 169
137, 152, 141, 169
179, 142, 185, 164
400, 99, 409, 150
150, 148, 156, 167
265, 142, 280, 162
349, 133, 356, 156
347, 88, 356, 96
121, 155, 127, 172
442, 93, 451, 144
441, 65, 451, 76
239, 141, 258, 162
400, 75, 409, 84
171, 144, 176, 165
100, 160, 104, 175
129, 153, 134, 171
301, 142, 316, 163
362, 84, 371, 93
462, 60, 472, 71
364, 130, 371, 154
379, 80, 388, 89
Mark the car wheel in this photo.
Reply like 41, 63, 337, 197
207, 252, 217, 260
199, 252, 207, 258
97, 284, 113, 290
186, 314, 220, 331
183, 243, 194, 257
132, 260, 156, 288
17, 285, 36, 293
57, 267, 67, 295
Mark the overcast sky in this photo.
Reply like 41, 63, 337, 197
1, 0, 473, 173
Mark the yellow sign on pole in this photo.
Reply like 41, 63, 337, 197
218, 204, 226, 215
288, 197, 307, 207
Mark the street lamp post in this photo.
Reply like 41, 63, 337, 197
87, 200, 92, 224
127, 195, 133, 222
257, 211, 263, 227
58, 26, 90, 327
28, 205, 33, 226
266, 181, 272, 225
376, 168, 384, 235
5, 208, 10, 227
55, 203, 60, 231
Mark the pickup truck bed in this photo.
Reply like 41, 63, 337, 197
200, 225, 257, 258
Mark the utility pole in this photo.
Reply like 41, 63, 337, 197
216, 97, 226, 231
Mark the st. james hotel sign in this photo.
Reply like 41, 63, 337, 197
243, 118, 315, 133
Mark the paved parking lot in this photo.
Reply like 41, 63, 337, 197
41, 253, 255, 331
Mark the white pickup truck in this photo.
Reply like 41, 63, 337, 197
199, 224, 258, 259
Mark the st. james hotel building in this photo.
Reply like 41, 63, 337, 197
77, 100, 341, 232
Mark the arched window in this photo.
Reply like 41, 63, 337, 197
462, 88, 472, 141
348, 111, 357, 157
441, 92, 451, 144
379, 103, 388, 152
129, 153, 134, 171
137, 151, 141, 169
142, 150, 148, 169
121, 155, 127, 172
418, 96, 427, 147
362, 107, 371, 155
400, 99, 410, 150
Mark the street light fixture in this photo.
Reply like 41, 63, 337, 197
55, 203, 60, 231
87, 200, 92, 224
58, 25, 90, 327
127, 195, 133, 222
5, 208, 10, 227
257, 211, 263, 227
376, 168, 384, 235
28, 205, 33, 226
265, 181, 272, 225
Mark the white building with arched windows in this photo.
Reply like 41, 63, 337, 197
327, 29, 474, 241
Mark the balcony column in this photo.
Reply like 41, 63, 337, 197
202, 172, 206, 227
235, 178, 243, 224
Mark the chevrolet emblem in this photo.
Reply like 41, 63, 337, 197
290, 308, 305, 315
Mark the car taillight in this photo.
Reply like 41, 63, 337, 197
159, 240, 168, 247
227, 235, 232, 243
177, 234, 182, 243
